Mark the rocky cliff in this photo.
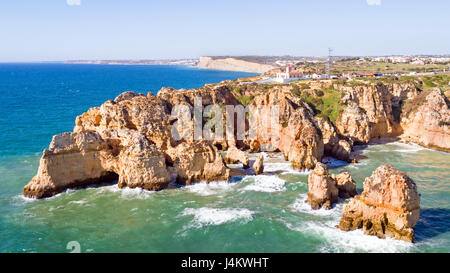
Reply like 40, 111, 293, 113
198, 56, 276, 73
400, 88, 450, 152
24, 76, 449, 198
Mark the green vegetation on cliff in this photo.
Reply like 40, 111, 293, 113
291, 86, 343, 122
236, 95, 255, 106
422, 74, 450, 91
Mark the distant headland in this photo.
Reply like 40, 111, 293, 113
62, 55, 450, 74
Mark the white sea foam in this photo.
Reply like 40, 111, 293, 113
289, 194, 344, 217
264, 162, 311, 175
99, 184, 154, 199
48, 205, 64, 212
14, 194, 38, 203
346, 161, 369, 169
285, 194, 415, 253
295, 220, 415, 253
321, 157, 348, 168
385, 142, 429, 153
185, 181, 236, 196
241, 175, 286, 193
182, 207, 254, 227
69, 199, 88, 205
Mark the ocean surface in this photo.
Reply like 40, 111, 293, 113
0, 64, 449, 253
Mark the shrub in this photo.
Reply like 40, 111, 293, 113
314, 89, 324, 97
237, 95, 254, 106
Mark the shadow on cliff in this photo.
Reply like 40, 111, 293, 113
414, 208, 450, 243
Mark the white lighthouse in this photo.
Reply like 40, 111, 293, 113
275, 64, 303, 83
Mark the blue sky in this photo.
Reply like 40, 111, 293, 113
1, 0, 449, 61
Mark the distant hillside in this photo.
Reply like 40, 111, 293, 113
198, 56, 276, 73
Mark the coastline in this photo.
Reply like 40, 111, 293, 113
1, 64, 449, 253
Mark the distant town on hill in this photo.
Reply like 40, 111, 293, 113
63, 54, 450, 67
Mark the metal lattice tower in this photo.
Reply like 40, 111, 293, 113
327, 48, 333, 78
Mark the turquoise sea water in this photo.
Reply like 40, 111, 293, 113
0, 64, 449, 253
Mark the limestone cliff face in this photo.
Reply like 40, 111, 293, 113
250, 88, 324, 169
338, 164, 421, 242
24, 77, 449, 198
334, 83, 414, 143
24, 132, 119, 198
315, 117, 352, 162
198, 56, 275, 73
24, 91, 230, 198
333, 81, 449, 152
400, 88, 450, 152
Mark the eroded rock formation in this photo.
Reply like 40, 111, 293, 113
24, 91, 230, 198
24, 76, 448, 198
224, 146, 250, 169
307, 163, 357, 210
338, 164, 421, 242
316, 117, 352, 162
307, 163, 339, 210
331, 172, 357, 199
250, 88, 324, 169
253, 154, 264, 175
400, 88, 450, 152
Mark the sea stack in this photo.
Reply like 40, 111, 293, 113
307, 163, 339, 210
253, 154, 264, 175
331, 172, 357, 199
338, 164, 421, 242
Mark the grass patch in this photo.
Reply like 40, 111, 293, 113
297, 88, 343, 122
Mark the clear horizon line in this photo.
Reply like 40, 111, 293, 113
1, 53, 450, 64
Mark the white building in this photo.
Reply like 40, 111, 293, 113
311, 73, 327, 79
275, 64, 303, 83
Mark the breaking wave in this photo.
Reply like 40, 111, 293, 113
181, 207, 254, 227
241, 175, 286, 192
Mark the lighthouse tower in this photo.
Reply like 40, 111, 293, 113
286, 64, 290, 74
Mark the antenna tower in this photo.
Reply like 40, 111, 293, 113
327, 48, 333, 78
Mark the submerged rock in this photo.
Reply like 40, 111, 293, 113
307, 163, 339, 210
253, 154, 264, 175
338, 164, 421, 242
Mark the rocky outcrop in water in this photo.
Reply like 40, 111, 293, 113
253, 154, 264, 175
307, 163, 339, 210
307, 163, 357, 210
338, 164, 421, 242
224, 146, 250, 169
331, 172, 357, 199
